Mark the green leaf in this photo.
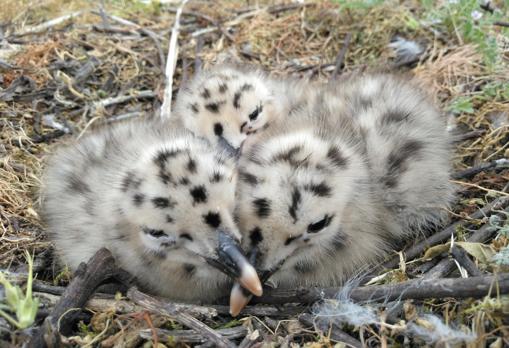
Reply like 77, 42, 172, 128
0, 252, 39, 329
456, 242, 496, 264
447, 96, 474, 114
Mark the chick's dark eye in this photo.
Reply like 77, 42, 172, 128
307, 214, 333, 233
214, 123, 224, 137
143, 227, 167, 238
180, 233, 193, 241
248, 105, 263, 121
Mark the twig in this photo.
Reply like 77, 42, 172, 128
15, 11, 84, 36
106, 111, 145, 123
299, 313, 362, 348
169, 8, 235, 42
452, 158, 509, 179
73, 57, 101, 85
31, 130, 67, 144
381, 196, 509, 271
29, 248, 122, 348
450, 245, 482, 277
90, 11, 166, 71
29, 281, 302, 318
331, 32, 352, 79
211, 304, 305, 317
160, 0, 190, 120
493, 21, 509, 28
451, 129, 485, 143
253, 273, 509, 305
422, 207, 507, 279
34, 292, 218, 319
127, 287, 236, 348
139, 326, 247, 344
235, 2, 315, 15
191, 3, 315, 38
93, 90, 156, 109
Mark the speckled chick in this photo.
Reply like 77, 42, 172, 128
40, 118, 262, 302
173, 64, 309, 150
235, 72, 454, 292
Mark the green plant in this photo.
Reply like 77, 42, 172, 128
0, 251, 40, 329
421, 0, 507, 68
447, 96, 474, 114
334, 0, 385, 11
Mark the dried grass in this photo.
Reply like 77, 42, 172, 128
0, 0, 508, 345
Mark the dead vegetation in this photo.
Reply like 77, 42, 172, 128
0, 0, 508, 346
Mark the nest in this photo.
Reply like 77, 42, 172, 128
0, 0, 508, 346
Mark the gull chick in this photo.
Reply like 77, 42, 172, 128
40, 118, 262, 302
231, 73, 454, 313
173, 64, 307, 150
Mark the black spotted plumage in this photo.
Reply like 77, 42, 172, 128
189, 103, 199, 114
249, 227, 263, 246
253, 198, 271, 218
288, 188, 301, 223
190, 185, 208, 204
203, 212, 221, 228
133, 193, 145, 206
383, 139, 423, 188
201, 88, 211, 99
214, 123, 224, 137
68, 174, 91, 194
121, 171, 142, 192
304, 182, 332, 197
152, 197, 176, 209
187, 158, 197, 173
327, 146, 348, 168
380, 109, 411, 126
239, 171, 259, 186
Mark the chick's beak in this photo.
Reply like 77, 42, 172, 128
206, 230, 263, 297
218, 136, 241, 160
229, 249, 285, 317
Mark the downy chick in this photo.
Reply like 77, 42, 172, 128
231, 73, 454, 314
40, 118, 262, 302
173, 64, 308, 150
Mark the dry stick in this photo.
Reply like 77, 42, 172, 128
106, 111, 146, 124
253, 273, 509, 305
139, 326, 247, 344
93, 90, 156, 109
90, 11, 166, 72
29, 281, 302, 318
191, 2, 315, 38
381, 196, 509, 271
29, 248, 121, 348
128, 287, 236, 348
235, 2, 316, 15
423, 207, 508, 279
451, 129, 486, 143
494, 21, 509, 28
35, 292, 218, 319
450, 245, 482, 277
299, 313, 362, 348
15, 11, 84, 36
452, 158, 509, 180
211, 304, 305, 317
170, 8, 235, 42
160, 0, 190, 120
331, 32, 352, 79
